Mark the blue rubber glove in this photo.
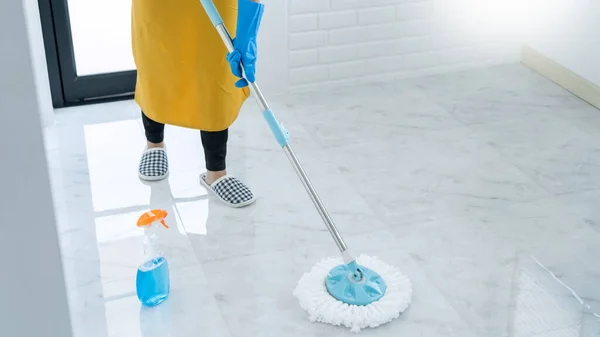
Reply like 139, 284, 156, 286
227, 0, 264, 88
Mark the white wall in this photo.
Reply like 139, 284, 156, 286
256, 0, 289, 97
287, 0, 521, 92
0, 0, 72, 336
24, 0, 54, 126
526, 0, 600, 87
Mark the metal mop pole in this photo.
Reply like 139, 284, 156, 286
198, 0, 355, 263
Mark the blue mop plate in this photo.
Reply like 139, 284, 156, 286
325, 262, 387, 306
294, 255, 412, 332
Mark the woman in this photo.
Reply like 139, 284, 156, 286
131, 0, 264, 208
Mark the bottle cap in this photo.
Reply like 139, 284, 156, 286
137, 209, 169, 228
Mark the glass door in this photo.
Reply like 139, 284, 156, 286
47, 0, 136, 104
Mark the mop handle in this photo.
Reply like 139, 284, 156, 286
198, 0, 353, 258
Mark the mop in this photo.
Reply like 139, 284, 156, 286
197, 0, 413, 332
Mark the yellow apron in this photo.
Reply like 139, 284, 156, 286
132, 0, 250, 132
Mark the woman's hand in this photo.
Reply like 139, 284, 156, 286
227, 0, 264, 88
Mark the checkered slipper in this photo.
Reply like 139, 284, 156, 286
200, 173, 256, 208
138, 147, 169, 181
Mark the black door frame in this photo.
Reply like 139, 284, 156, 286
38, 0, 136, 108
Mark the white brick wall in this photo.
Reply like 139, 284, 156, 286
287, 0, 520, 92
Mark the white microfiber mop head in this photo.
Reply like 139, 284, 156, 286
293, 254, 412, 333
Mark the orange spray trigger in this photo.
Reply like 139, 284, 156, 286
137, 209, 169, 228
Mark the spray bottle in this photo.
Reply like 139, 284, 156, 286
136, 209, 170, 307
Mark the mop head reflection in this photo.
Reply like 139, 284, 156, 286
293, 254, 412, 332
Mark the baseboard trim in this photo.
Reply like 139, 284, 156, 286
521, 45, 600, 109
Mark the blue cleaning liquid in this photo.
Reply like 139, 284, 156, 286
136, 256, 170, 307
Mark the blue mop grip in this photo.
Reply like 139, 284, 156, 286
198, 0, 224, 27
263, 109, 289, 147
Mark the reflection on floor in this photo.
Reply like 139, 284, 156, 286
45, 64, 600, 336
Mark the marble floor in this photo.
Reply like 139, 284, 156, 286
45, 63, 600, 337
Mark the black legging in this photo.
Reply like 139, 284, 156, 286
141, 111, 227, 172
